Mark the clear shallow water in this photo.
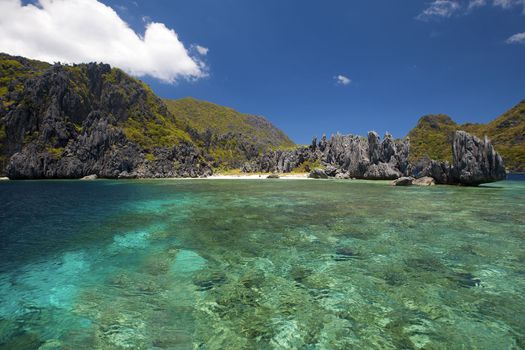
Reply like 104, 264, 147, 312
0, 179, 524, 349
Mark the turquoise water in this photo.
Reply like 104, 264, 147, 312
0, 179, 524, 349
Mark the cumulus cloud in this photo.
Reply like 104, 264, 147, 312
335, 75, 351, 86
506, 32, 525, 43
0, 0, 207, 83
417, 0, 462, 21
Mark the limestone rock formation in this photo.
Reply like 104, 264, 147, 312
1, 61, 212, 179
248, 130, 505, 186
451, 131, 506, 185
245, 132, 411, 180
410, 131, 505, 185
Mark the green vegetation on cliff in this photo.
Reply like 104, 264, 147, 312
408, 114, 457, 163
0, 54, 50, 103
408, 100, 525, 172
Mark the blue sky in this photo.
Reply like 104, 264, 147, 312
7, 0, 525, 144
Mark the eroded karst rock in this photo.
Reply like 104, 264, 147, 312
246, 132, 411, 181
2, 63, 212, 179
451, 131, 506, 185
246, 130, 506, 186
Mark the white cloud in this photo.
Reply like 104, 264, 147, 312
418, 0, 525, 19
0, 0, 207, 83
335, 75, 351, 86
194, 45, 209, 56
493, 0, 525, 9
416, 0, 462, 21
468, 0, 487, 10
506, 32, 525, 43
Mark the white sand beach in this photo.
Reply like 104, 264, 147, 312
207, 173, 309, 180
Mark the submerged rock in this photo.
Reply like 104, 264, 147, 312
449, 272, 481, 288
334, 246, 359, 261
193, 269, 227, 291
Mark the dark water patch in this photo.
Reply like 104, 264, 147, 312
405, 256, 447, 273
507, 173, 525, 181
334, 246, 361, 261
193, 269, 227, 291
383, 269, 407, 287
448, 272, 481, 288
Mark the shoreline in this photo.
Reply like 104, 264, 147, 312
206, 173, 309, 180
1, 172, 522, 182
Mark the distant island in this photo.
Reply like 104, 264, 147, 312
0, 53, 520, 185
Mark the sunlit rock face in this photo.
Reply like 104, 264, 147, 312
244, 132, 411, 180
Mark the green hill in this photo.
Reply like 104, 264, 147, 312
408, 100, 525, 172
165, 97, 295, 168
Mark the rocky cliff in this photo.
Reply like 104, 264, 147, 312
408, 100, 525, 172
0, 56, 211, 178
0, 54, 295, 179
243, 132, 411, 180
412, 131, 506, 185
245, 130, 506, 185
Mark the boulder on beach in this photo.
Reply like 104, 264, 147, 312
80, 174, 98, 180
335, 172, 350, 179
413, 176, 435, 186
308, 168, 328, 179
391, 177, 414, 186
267, 174, 280, 179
